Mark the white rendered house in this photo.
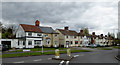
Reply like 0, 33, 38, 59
16, 20, 43, 48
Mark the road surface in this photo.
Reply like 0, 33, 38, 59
2, 48, 119, 65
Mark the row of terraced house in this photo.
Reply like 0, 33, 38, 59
0, 20, 114, 48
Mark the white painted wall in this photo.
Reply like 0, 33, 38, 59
26, 38, 43, 48
16, 25, 26, 38
0, 39, 18, 48
26, 32, 42, 37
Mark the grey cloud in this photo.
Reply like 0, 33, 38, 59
2, 2, 118, 35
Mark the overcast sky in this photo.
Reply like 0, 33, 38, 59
0, 1, 119, 37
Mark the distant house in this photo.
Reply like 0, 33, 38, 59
78, 30, 91, 47
107, 35, 114, 46
56, 27, 78, 48
16, 20, 59, 48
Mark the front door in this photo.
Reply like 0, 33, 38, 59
66, 41, 69, 48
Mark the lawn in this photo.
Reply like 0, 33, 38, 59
89, 47, 113, 50
112, 46, 120, 49
2, 49, 91, 58
7, 48, 67, 53
97, 47, 113, 50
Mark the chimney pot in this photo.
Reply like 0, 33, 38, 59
101, 34, 103, 36
92, 32, 95, 35
64, 26, 69, 30
80, 30, 83, 33
105, 35, 107, 38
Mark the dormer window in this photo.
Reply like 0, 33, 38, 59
28, 32, 32, 36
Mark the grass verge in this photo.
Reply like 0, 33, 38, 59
112, 46, 120, 49
2, 50, 91, 58
7, 48, 67, 53
97, 48, 113, 50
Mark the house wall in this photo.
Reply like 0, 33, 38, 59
55, 30, 65, 47
78, 36, 84, 46
16, 25, 26, 38
25, 32, 42, 37
43, 33, 52, 47
56, 30, 79, 48
52, 34, 59, 47
0, 39, 18, 48
70, 36, 79, 47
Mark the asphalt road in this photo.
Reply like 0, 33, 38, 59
2, 48, 119, 65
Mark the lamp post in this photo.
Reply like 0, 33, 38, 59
42, 36, 43, 54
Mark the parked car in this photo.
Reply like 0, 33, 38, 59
2, 44, 9, 51
96, 44, 101, 47
89, 44, 97, 48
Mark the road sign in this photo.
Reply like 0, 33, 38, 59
23, 49, 30, 52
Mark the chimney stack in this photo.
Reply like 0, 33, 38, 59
92, 32, 95, 35
64, 26, 69, 30
35, 20, 40, 26
105, 35, 107, 37
101, 34, 103, 36
80, 30, 83, 33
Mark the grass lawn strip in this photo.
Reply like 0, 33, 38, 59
112, 46, 120, 49
7, 48, 67, 53
2, 49, 91, 58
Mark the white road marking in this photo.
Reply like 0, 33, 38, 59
74, 55, 79, 58
48, 58, 52, 60
33, 59, 42, 62
13, 61, 24, 63
66, 61, 69, 65
59, 60, 64, 65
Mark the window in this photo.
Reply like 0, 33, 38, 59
37, 33, 42, 36
55, 34, 57, 37
28, 32, 32, 36
71, 41, 73, 44
55, 41, 57, 45
28, 41, 32, 45
18, 41, 19, 45
23, 41, 25, 45
75, 41, 78, 44
45, 34, 48, 37
46, 38, 50, 45
66, 36, 68, 38
35, 40, 41, 45
80, 41, 82, 44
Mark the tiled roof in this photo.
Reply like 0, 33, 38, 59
20, 24, 42, 33
39, 26, 58, 34
78, 32, 85, 36
57, 29, 78, 36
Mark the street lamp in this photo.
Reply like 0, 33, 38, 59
42, 36, 43, 54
